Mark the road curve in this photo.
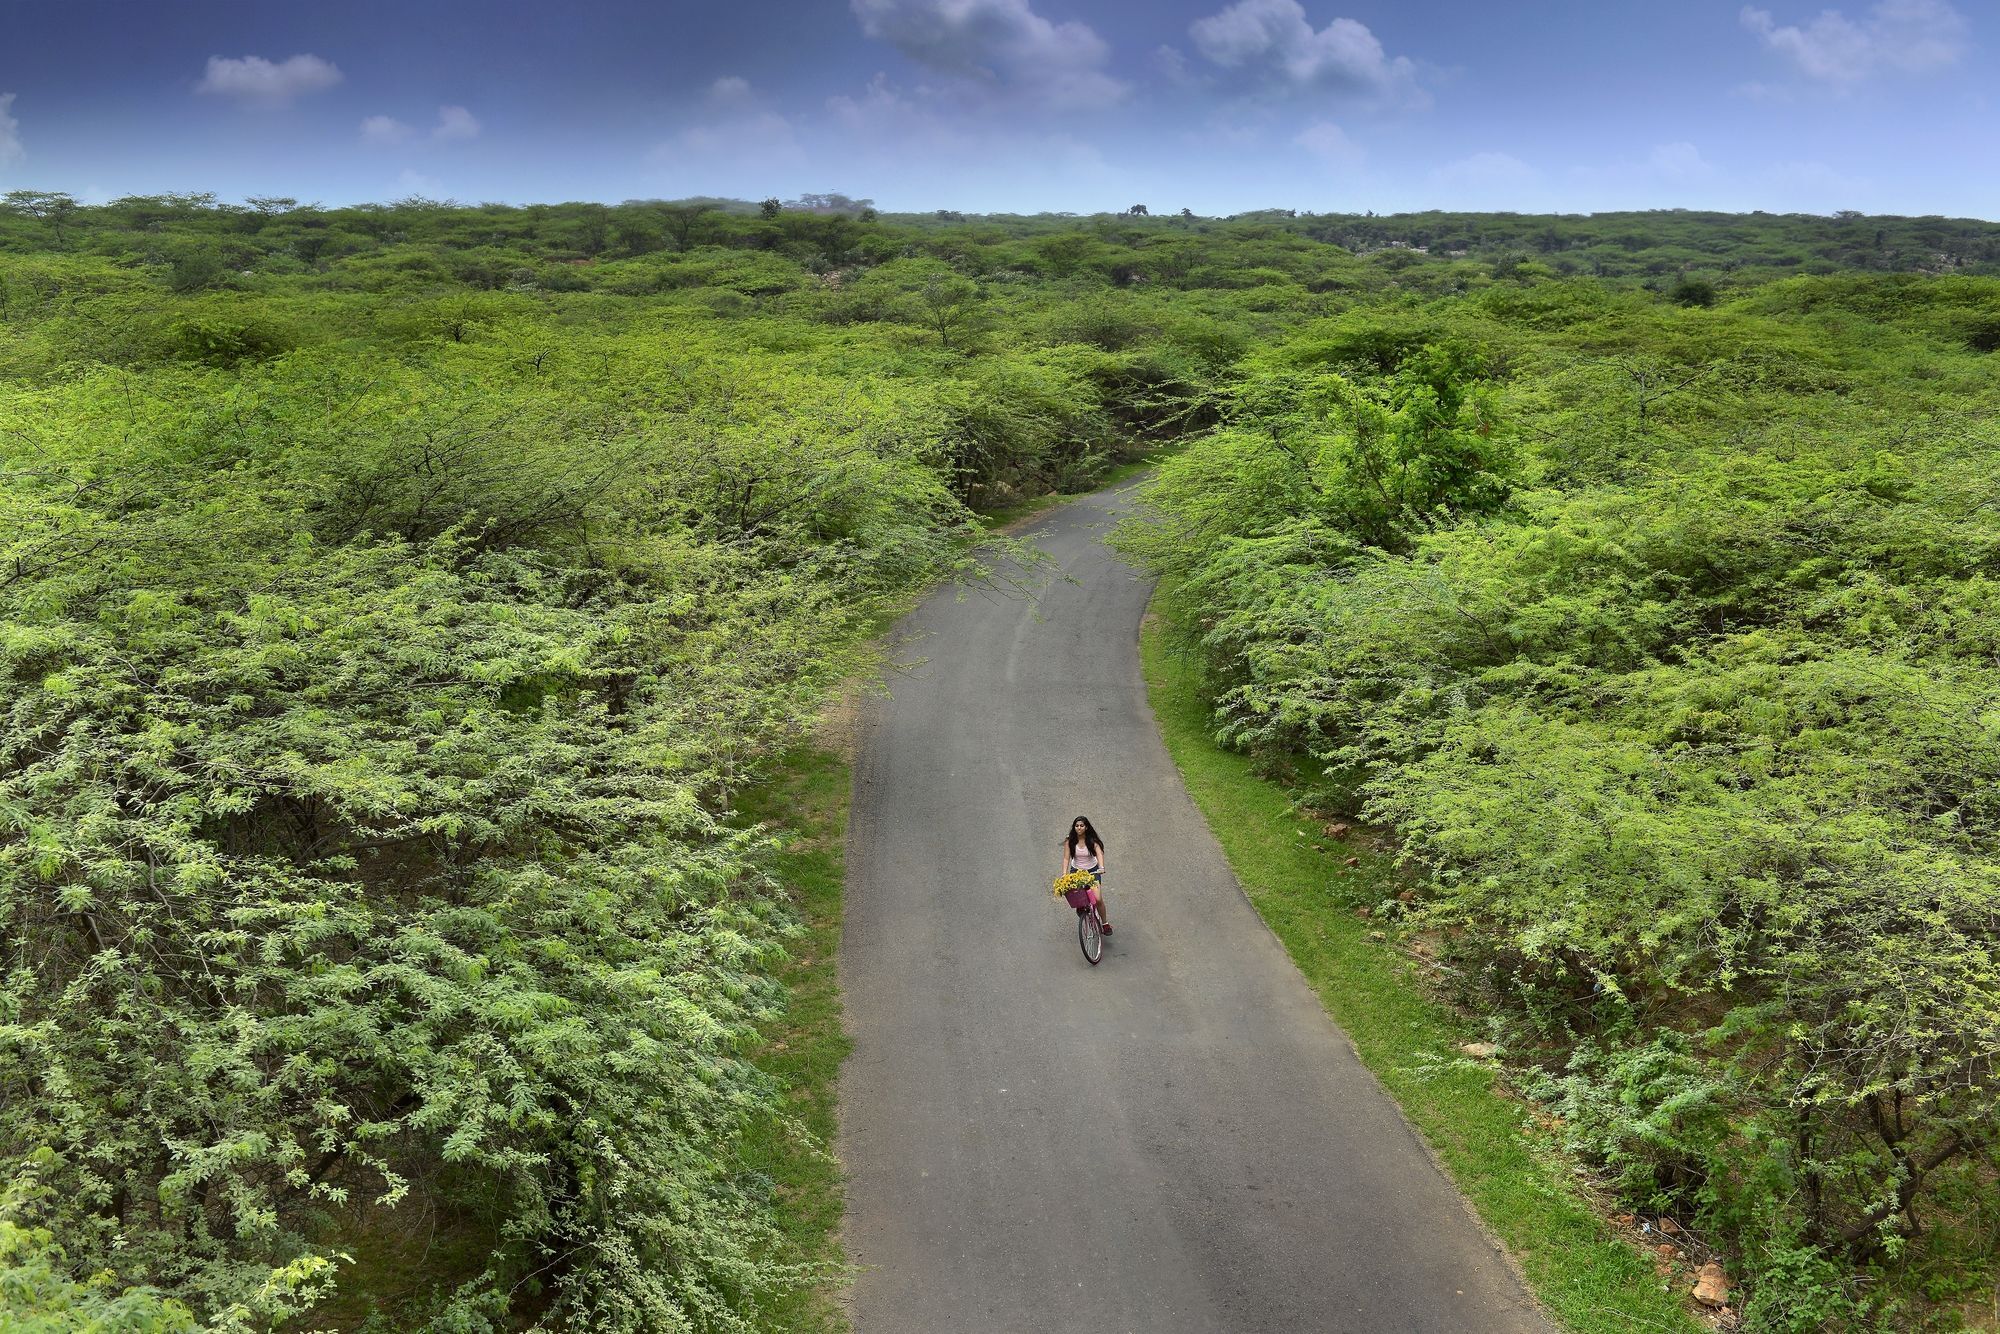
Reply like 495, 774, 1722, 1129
837, 483, 1551, 1333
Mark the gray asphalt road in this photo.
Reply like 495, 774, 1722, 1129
837, 484, 1551, 1333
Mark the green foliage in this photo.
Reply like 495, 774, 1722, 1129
1, 1153, 339, 1332
161, 311, 298, 367
4, 1178, 201, 1332
160, 240, 234, 294
1668, 275, 1718, 307
1293, 341, 1512, 548
936, 351, 1114, 496
1121, 272, 2000, 1324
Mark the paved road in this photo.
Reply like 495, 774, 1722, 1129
838, 484, 1551, 1333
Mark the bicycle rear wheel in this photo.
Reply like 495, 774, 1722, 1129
1078, 907, 1103, 965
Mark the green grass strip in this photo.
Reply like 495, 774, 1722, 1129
737, 745, 857, 1332
1140, 611, 1703, 1334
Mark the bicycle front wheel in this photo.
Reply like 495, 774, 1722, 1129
1078, 908, 1103, 965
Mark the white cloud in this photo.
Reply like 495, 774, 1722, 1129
1648, 141, 1713, 182
1294, 120, 1364, 168
432, 105, 481, 142
1154, 44, 1195, 86
361, 114, 414, 145
1186, 0, 1425, 106
827, 74, 919, 133
1741, 0, 1967, 83
656, 108, 804, 168
850, 0, 1128, 108
815, 68, 1136, 200
363, 106, 481, 147
0, 94, 22, 167
824, 74, 991, 163
708, 76, 755, 108
196, 54, 344, 103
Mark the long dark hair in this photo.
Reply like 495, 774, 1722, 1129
1065, 815, 1103, 857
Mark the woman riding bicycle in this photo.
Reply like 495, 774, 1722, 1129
1058, 815, 1111, 934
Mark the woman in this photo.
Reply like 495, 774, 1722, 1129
1058, 815, 1111, 934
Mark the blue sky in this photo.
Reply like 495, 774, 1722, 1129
2, 0, 1993, 215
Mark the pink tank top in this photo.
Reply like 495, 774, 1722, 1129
1068, 840, 1099, 871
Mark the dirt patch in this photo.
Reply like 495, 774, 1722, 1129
813, 688, 864, 767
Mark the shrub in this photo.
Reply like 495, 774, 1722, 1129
1669, 275, 1719, 307
162, 313, 297, 366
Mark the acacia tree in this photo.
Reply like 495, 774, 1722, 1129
1032, 232, 1103, 278
572, 201, 610, 255
660, 202, 712, 251
2, 190, 79, 247
914, 271, 984, 351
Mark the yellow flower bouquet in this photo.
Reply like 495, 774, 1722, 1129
1052, 870, 1098, 899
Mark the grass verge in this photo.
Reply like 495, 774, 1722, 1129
736, 743, 858, 1332
1140, 609, 1705, 1334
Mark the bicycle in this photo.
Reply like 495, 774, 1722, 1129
1057, 877, 1109, 965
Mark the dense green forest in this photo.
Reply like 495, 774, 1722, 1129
0, 191, 1995, 1330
